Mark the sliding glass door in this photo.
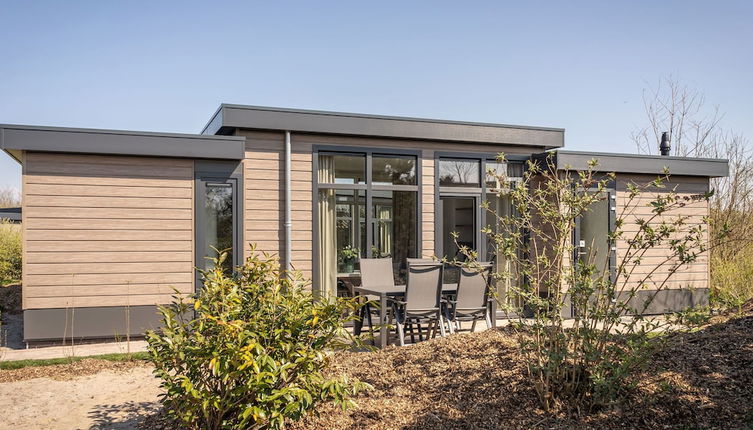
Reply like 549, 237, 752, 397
316, 150, 419, 297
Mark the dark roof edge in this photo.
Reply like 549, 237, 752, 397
213, 104, 566, 132
201, 104, 565, 149
539, 150, 729, 178
1, 123, 246, 161
201, 104, 225, 135
1, 123, 244, 142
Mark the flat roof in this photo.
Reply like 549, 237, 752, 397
1, 124, 246, 162
202, 104, 565, 149
541, 150, 729, 177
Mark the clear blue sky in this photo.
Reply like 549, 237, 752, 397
2, 1, 752, 191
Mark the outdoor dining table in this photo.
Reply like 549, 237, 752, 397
353, 283, 458, 348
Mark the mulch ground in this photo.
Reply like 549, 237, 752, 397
286, 309, 753, 430
141, 302, 753, 429
7, 299, 749, 429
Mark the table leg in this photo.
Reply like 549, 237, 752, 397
379, 293, 388, 348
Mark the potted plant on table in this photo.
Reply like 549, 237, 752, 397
339, 245, 360, 273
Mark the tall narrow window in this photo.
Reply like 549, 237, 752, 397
202, 183, 234, 274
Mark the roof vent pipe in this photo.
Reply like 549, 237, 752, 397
659, 132, 671, 156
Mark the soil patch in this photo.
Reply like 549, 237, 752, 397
0, 366, 160, 430
0, 283, 21, 315
0, 357, 151, 383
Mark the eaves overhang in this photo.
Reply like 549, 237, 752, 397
0, 124, 246, 162
538, 150, 729, 178
202, 104, 565, 149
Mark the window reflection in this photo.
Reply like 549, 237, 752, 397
372, 155, 416, 185
439, 159, 480, 187
204, 183, 233, 274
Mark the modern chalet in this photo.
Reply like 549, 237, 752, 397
0, 105, 728, 343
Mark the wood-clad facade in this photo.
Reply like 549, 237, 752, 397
0, 105, 727, 342
22, 152, 195, 311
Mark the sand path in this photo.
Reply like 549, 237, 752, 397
0, 367, 160, 429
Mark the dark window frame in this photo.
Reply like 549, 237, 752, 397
313, 145, 422, 293
434, 152, 528, 262
194, 160, 244, 292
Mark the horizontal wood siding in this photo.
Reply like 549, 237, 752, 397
240, 131, 313, 277
22, 152, 194, 310
616, 174, 710, 291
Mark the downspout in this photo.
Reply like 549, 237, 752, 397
284, 131, 293, 273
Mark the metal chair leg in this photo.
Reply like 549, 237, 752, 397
365, 304, 375, 346
407, 321, 416, 344
396, 319, 405, 346
471, 319, 477, 333
438, 312, 447, 337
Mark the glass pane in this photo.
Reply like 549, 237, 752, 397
335, 190, 366, 274
438, 159, 480, 187
372, 190, 417, 284
485, 161, 507, 189
487, 161, 525, 189
507, 162, 524, 178
486, 195, 524, 307
441, 196, 476, 283
203, 183, 234, 274
318, 153, 365, 184
372, 155, 416, 185
579, 195, 610, 279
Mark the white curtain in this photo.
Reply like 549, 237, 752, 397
317, 156, 337, 299
378, 206, 392, 256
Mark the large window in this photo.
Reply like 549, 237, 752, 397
317, 150, 419, 297
437, 156, 525, 284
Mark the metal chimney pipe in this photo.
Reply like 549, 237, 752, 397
659, 132, 671, 156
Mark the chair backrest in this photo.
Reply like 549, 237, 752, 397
455, 263, 493, 310
359, 258, 395, 289
404, 261, 443, 311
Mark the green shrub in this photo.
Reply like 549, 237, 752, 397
146, 249, 369, 430
0, 220, 21, 284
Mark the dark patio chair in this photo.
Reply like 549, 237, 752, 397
355, 258, 395, 342
391, 261, 448, 346
444, 263, 494, 333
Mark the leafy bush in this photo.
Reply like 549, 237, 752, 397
473, 154, 720, 413
146, 249, 369, 430
0, 220, 21, 284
